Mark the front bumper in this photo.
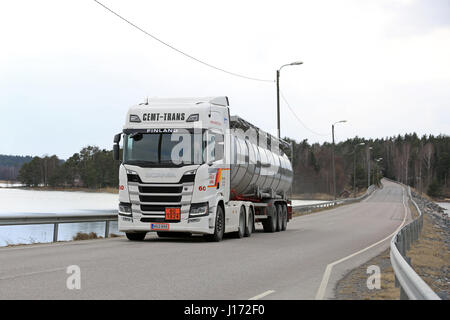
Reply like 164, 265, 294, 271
118, 213, 214, 235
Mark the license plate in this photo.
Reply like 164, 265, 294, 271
151, 223, 169, 231
165, 208, 181, 221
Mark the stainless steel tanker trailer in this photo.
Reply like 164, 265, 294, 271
113, 96, 294, 242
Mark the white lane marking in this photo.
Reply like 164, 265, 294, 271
0, 267, 65, 281
249, 290, 275, 300
314, 186, 408, 300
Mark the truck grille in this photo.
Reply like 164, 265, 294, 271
139, 185, 183, 194
139, 195, 182, 203
140, 204, 181, 212
127, 178, 194, 220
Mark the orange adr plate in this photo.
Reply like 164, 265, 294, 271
165, 208, 181, 221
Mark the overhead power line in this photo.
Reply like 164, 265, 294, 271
93, 0, 274, 83
280, 91, 330, 137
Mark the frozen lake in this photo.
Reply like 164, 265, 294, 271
0, 189, 328, 246
0, 188, 119, 246
0, 182, 24, 188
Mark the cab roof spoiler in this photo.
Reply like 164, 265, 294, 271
139, 96, 229, 107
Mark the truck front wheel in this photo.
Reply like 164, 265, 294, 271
204, 205, 225, 242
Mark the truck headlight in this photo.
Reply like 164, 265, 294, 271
119, 202, 132, 216
189, 202, 209, 218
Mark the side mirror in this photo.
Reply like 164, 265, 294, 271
114, 133, 122, 144
113, 144, 120, 161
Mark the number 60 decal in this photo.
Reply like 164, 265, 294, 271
198, 186, 206, 191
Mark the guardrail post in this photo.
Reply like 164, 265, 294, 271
414, 221, 419, 241
406, 225, 411, 251
403, 231, 408, 255
53, 223, 59, 242
400, 287, 408, 300
105, 220, 110, 238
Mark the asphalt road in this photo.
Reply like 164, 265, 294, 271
0, 179, 410, 299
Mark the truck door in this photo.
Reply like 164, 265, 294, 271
206, 129, 229, 203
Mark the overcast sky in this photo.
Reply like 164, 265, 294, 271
1, 0, 449, 159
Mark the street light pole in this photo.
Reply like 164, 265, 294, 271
374, 158, 383, 185
367, 147, 373, 187
276, 61, 303, 138
332, 120, 347, 200
353, 142, 365, 196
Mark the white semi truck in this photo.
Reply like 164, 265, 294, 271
113, 97, 293, 241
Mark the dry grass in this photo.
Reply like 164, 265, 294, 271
109, 233, 122, 238
409, 201, 420, 219
335, 249, 400, 300
408, 214, 449, 294
72, 232, 101, 241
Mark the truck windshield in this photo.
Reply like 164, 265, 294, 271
123, 129, 205, 167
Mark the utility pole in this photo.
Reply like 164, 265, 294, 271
276, 70, 280, 139
276, 61, 303, 138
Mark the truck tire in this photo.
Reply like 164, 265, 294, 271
281, 204, 288, 231
125, 232, 146, 241
204, 205, 225, 242
276, 204, 282, 232
244, 207, 254, 237
233, 206, 245, 238
262, 206, 277, 233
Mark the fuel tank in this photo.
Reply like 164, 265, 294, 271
229, 116, 293, 198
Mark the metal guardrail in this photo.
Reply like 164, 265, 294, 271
292, 184, 376, 213
0, 211, 118, 242
390, 185, 441, 300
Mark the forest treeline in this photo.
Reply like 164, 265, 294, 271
0, 155, 33, 181
16, 146, 120, 189
8, 133, 450, 198
287, 133, 450, 198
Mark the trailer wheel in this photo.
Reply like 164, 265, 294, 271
262, 206, 277, 233
276, 204, 282, 232
204, 205, 225, 242
244, 207, 254, 237
281, 204, 288, 231
125, 232, 146, 241
233, 206, 245, 239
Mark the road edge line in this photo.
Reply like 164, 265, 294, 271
248, 290, 275, 300
314, 185, 408, 300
